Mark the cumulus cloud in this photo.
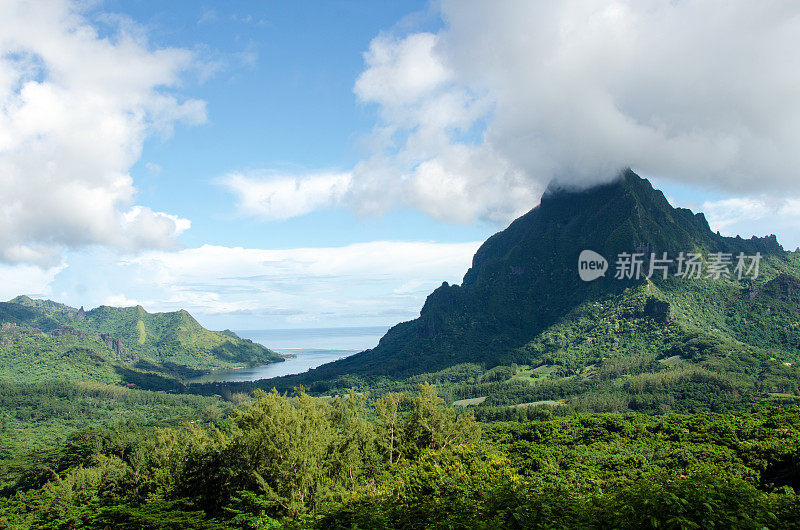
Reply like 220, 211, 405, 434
432, 0, 800, 193
121, 207, 192, 250
0, 0, 203, 266
354, 33, 453, 108
245, 1, 800, 226
348, 30, 539, 223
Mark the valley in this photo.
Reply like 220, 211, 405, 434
1, 172, 799, 527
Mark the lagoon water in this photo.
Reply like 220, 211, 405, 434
190, 326, 388, 383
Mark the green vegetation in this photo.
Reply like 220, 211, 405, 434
0, 298, 283, 388
2, 172, 799, 526
0, 380, 227, 493
1, 386, 798, 528
205, 171, 799, 416
292, 170, 788, 380
189, 264, 800, 415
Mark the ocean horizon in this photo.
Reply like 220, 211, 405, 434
192, 326, 390, 383
233, 326, 390, 351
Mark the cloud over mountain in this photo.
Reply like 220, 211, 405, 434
435, 0, 800, 191
237, 1, 800, 226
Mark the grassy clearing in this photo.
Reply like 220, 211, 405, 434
511, 364, 558, 383
510, 400, 565, 408
452, 396, 487, 407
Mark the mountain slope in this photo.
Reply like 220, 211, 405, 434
195, 170, 798, 414
0, 298, 283, 387
299, 169, 791, 382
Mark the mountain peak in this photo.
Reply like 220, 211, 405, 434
540, 167, 665, 212
301, 171, 789, 380
8, 296, 77, 312
541, 167, 641, 198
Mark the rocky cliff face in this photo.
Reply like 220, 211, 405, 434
99, 333, 134, 360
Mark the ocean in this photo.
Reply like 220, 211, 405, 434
190, 326, 388, 383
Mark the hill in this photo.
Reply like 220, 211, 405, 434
223, 170, 799, 413
0, 298, 283, 388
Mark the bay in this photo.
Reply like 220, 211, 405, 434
190, 326, 388, 383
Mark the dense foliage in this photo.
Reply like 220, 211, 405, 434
2, 172, 799, 527
0, 380, 226, 493
0, 297, 283, 387
1, 386, 798, 528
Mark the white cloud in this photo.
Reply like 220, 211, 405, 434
701, 196, 800, 249
221, 172, 352, 221
0, 0, 203, 266
121, 206, 192, 250
109, 240, 482, 327
5, 241, 479, 328
0, 263, 66, 301
354, 33, 452, 108
348, 29, 529, 224
103, 294, 145, 308
249, 0, 799, 227
14, 240, 480, 329
435, 0, 800, 191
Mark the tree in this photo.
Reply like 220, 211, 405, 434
375, 392, 404, 464
223, 389, 337, 518
403, 383, 481, 458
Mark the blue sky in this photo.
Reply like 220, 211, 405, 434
121, 0, 489, 250
1, 1, 799, 330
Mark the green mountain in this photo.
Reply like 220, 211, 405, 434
0, 297, 283, 388
260, 170, 799, 412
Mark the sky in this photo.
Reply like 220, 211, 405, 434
1, 0, 799, 330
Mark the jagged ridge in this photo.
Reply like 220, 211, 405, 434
298, 169, 793, 381
0, 298, 283, 387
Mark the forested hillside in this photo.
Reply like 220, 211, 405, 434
215, 171, 800, 414
0, 297, 283, 387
